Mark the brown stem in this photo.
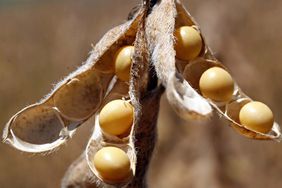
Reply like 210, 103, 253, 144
127, 86, 164, 188
61, 153, 98, 188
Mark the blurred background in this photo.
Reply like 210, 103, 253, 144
1, 0, 282, 187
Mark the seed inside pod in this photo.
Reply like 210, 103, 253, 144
174, 26, 203, 61
239, 101, 274, 133
114, 45, 134, 82
99, 99, 134, 136
93, 147, 131, 182
199, 67, 234, 102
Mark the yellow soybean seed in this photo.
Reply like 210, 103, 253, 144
199, 67, 234, 102
93, 147, 131, 182
174, 26, 203, 61
99, 99, 134, 136
114, 45, 134, 82
239, 101, 274, 133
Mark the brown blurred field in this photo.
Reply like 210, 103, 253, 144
1, 0, 282, 187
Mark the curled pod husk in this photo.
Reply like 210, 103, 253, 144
147, 0, 281, 140
85, 7, 151, 187
145, 0, 212, 120
2, 11, 143, 153
86, 117, 135, 186
176, 1, 281, 140
183, 59, 281, 140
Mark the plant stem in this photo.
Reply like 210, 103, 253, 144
145, 0, 159, 13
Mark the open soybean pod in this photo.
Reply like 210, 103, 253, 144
149, 0, 281, 140
2, 9, 144, 153
86, 6, 153, 186
183, 58, 281, 140
175, 1, 281, 140
146, 0, 212, 120
86, 116, 135, 186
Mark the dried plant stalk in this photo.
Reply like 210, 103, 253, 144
62, 153, 98, 188
127, 86, 164, 188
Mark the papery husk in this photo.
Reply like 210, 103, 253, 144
86, 116, 135, 186
84, 76, 134, 187
98, 78, 132, 144
2, 11, 143, 153
86, 5, 160, 187
63, 85, 163, 188
225, 98, 281, 140
146, 0, 213, 120
177, 3, 281, 140
174, 0, 215, 60
147, 0, 281, 140
85, 84, 164, 187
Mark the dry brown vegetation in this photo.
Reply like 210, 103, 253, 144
1, 0, 282, 187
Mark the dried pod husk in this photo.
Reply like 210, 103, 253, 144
2, 103, 74, 153
145, 0, 212, 119
177, 5, 281, 140
224, 98, 281, 140
86, 117, 135, 186
2, 11, 143, 153
85, 7, 153, 186
99, 79, 132, 143
85, 79, 137, 186
147, 0, 281, 140
85, 85, 164, 187
53, 70, 104, 122
174, 1, 210, 72
101, 78, 130, 107
183, 58, 227, 96
166, 73, 213, 120
85, 62, 135, 186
